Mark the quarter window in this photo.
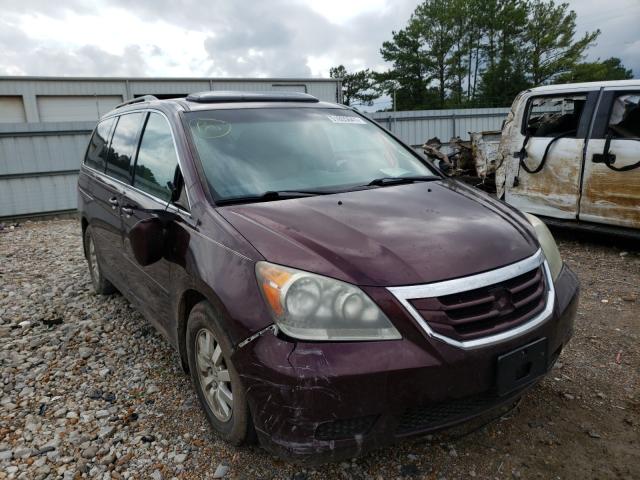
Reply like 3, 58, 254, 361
523, 95, 587, 137
133, 112, 180, 202
85, 117, 115, 171
106, 112, 144, 183
608, 93, 640, 139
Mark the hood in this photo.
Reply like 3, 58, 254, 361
218, 181, 539, 286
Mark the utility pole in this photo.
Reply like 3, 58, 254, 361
393, 86, 397, 133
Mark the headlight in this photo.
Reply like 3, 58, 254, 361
523, 213, 562, 281
255, 262, 401, 341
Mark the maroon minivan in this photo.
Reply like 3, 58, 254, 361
77, 91, 579, 463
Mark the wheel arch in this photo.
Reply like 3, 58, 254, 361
176, 284, 241, 374
177, 289, 207, 372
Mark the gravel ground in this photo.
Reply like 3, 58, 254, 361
0, 218, 638, 480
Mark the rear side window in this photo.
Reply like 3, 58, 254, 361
608, 93, 640, 139
85, 117, 115, 171
523, 95, 587, 138
106, 112, 144, 183
133, 112, 180, 202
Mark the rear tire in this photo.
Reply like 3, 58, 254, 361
84, 226, 115, 295
186, 300, 254, 445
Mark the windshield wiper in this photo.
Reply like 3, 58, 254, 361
367, 175, 440, 187
216, 189, 332, 206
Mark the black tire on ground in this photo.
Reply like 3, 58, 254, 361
186, 300, 254, 445
83, 226, 116, 295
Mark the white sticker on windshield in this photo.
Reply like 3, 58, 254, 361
327, 115, 366, 124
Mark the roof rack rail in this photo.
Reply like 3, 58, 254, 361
186, 91, 319, 103
115, 95, 158, 109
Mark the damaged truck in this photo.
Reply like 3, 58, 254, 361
426, 80, 640, 235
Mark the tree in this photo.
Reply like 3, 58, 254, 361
376, 0, 602, 110
523, 0, 600, 84
329, 65, 379, 106
412, 0, 458, 107
557, 57, 634, 83
377, 20, 437, 110
476, 0, 529, 106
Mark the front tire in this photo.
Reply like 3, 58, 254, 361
186, 301, 253, 445
84, 226, 115, 295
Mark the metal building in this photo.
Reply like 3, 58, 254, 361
0, 76, 342, 218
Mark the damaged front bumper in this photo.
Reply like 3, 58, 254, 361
232, 264, 579, 464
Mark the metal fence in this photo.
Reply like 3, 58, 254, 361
0, 76, 342, 219
367, 107, 510, 146
0, 122, 93, 218
0, 106, 510, 219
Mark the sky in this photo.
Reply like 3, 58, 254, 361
0, 0, 638, 83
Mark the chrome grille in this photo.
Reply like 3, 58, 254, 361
388, 250, 554, 349
410, 266, 547, 341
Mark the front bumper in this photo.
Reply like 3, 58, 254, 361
233, 263, 579, 464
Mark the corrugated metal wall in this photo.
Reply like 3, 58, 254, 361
0, 77, 510, 218
0, 77, 341, 218
368, 107, 510, 146
0, 122, 93, 217
0, 97, 27, 122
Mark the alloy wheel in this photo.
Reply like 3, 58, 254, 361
195, 328, 233, 422
87, 235, 99, 287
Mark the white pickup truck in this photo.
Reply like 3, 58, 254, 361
493, 80, 640, 234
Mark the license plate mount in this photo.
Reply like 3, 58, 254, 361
496, 338, 548, 396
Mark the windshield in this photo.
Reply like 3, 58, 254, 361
185, 108, 437, 202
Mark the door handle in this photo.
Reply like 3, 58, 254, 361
592, 152, 616, 164
592, 134, 616, 165
108, 197, 119, 210
121, 206, 134, 217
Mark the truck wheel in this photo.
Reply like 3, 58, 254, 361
186, 300, 254, 445
84, 226, 115, 295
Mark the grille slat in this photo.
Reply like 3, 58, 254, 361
512, 282, 544, 309
410, 266, 547, 341
508, 269, 542, 295
440, 294, 494, 310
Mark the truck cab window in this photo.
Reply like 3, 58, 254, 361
524, 95, 586, 137
608, 94, 640, 139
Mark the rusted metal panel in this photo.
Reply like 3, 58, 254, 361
504, 139, 584, 218
470, 130, 501, 178
497, 83, 640, 231
497, 90, 585, 219
581, 139, 640, 229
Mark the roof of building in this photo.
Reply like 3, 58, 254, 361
0, 75, 339, 83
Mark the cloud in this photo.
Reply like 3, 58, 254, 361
0, 0, 92, 18
568, 0, 640, 75
0, 0, 636, 79
0, 0, 418, 77
0, 18, 150, 76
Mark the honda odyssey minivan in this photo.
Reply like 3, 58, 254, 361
77, 91, 579, 463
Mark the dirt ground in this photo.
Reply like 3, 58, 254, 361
0, 219, 638, 479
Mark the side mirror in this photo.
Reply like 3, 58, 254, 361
128, 210, 188, 267
128, 217, 166, 266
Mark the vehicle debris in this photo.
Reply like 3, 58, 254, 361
422, 80, 640, 233
421, 132, 500, 193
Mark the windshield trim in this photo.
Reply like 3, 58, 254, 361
181, 106, 443, 207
